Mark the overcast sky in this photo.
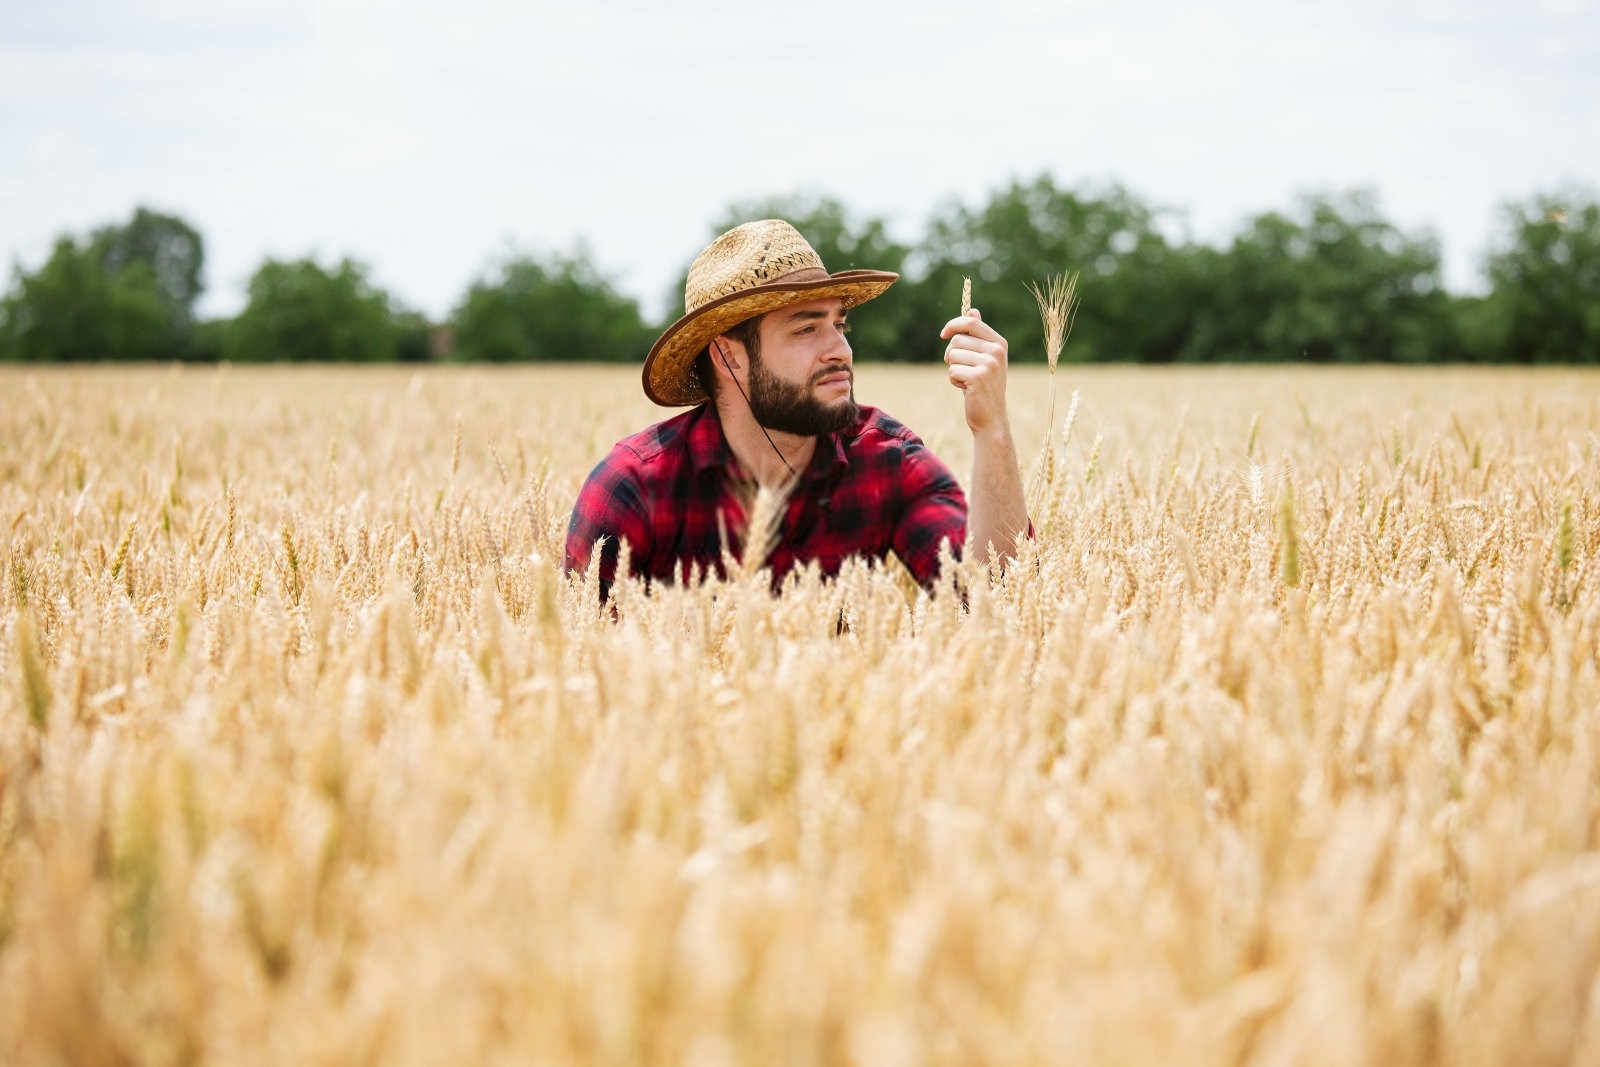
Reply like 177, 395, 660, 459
3, 0, 1596, 325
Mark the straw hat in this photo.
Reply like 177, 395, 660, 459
642, 219, 898, 406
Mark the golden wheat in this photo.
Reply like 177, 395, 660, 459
2, 363, 1599, 1065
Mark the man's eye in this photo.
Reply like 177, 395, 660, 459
838, 322, 852, 334
797, 326, 813, 334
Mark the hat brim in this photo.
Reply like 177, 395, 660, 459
642, 269, 898, 407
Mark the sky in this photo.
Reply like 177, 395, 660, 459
2, 0, 1597, 325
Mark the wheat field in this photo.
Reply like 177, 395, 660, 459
2, 363, 1598, 1065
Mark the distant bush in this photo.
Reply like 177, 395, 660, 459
1, 207, 204, 361
1473, 191, 1600, 362
1178, 190, 1452, 363
452, 248, 654, 362
224, 257, 408, 362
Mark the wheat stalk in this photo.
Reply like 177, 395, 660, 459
282, 522, 302, 605
1026, 271, 1081, 445
728, 475, 792, 583
110, 519, 135, 582
17, 607, 49, 730
1278, 482, 1301, 588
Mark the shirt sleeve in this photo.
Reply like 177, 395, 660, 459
891, 436, 969, 588
565, 448, 652, 599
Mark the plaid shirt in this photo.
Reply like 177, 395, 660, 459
565, 403, 972, 597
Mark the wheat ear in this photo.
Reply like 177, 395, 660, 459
1026, 271, 1081, 444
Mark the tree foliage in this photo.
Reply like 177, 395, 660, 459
1, 206, 205, 361
0, 236, 181, 361
453, 247, 652, 362
1183, 191, 1451, 363
6, 185, 1599, 364
92, 207, 205, 322
225, 257, 404, 362
899, 175, 1187, 363
1474, 191, 1600, 362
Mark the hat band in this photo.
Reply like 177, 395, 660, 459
769, 266, 830, 285
687, 266, 834, 314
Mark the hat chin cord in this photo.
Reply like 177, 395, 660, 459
716, 341, 798, 480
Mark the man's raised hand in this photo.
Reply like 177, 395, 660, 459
939, 307, 1010, 437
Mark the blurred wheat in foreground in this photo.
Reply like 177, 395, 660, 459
3, 364, 1599, 1066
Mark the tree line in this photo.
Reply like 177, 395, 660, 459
2, 176, 1597, 364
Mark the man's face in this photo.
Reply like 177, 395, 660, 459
744, 297, 856, 436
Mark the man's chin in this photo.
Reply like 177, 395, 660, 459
817, 396, 859, 433
814, 385, 856, 409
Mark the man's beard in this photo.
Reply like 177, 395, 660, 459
747, 355, 858, 436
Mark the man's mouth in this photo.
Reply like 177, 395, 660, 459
815, 371, 851, 387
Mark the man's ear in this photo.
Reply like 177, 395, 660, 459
711, 335, 743, 376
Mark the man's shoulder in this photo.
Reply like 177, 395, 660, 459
843, 405, 925, 452
841, 405, 959, 493
605, 405, 704, 467
578, 407, 703, 502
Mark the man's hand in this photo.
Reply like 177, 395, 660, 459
940, 307, 1028, 566
939, 308, 1009, 436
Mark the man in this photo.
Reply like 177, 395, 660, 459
565, 218, 1030, 598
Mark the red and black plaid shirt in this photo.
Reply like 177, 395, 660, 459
565, 403, 971, 597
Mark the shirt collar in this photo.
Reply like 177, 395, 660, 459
688, 403, 852, 482
686, 402, 731, 474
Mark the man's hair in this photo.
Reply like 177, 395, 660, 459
692, 314, 763, 399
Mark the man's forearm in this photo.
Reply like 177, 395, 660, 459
938, 305, 1028, 564
966, 426, 1029, 565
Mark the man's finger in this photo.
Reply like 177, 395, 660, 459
945, 335, 999, 356
944, 344, 997, 367
939, 311, 1003, 343
939, 316, 1001, 341
948, 364, 984, 384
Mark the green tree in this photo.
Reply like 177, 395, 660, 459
394, 310, 435, 363
1478, 190, 1600, 362
190, 317, 232, 363
0, 205, 207, 361
453, 246, 652, 362
91, 207, 205, 324
1186, 191, 1449, 363
902, 175, 1193, 363
673, 196, 915, 361
0, 236, 180, 361
226, 256, 404, 362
